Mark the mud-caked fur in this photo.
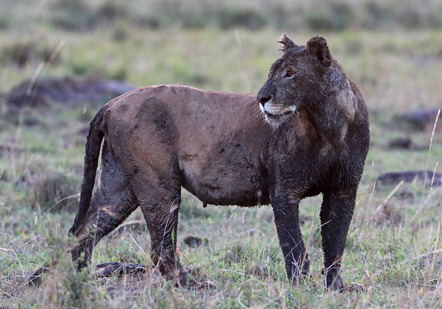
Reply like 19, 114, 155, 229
68, 35, 369, 290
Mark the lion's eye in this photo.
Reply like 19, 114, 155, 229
286, 70, 295, 77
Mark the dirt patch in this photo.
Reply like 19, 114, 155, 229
393, 108, 441, 132
377, 171, 442, 187
6, 76, 134, 112
183, 236, 209, 248
94, 262, 215, 291
95, 262, 147, 278
387, 137, 427, 150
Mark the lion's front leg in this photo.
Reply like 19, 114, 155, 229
320, 189, 357, 291
271, 189, 309, 284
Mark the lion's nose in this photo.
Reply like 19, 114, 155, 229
257, 93, 272, 106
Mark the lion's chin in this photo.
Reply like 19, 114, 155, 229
264, 110, 295, 128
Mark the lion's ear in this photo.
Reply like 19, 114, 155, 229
278, 34, 297, 53
306, 35, 332, 67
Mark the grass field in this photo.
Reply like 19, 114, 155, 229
1, 1, 442, 308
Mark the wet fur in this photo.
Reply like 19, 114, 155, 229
69, 35, 369, 290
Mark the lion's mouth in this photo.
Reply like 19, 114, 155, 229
264, 110, 293, 118
264, 108, 297, 123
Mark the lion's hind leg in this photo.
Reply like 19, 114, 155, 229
71, 198, 138, 270
130, 171, 199, 288
141, 196, 198, 287
71, 142, 139, 270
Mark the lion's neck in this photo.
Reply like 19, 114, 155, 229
306, 96, 352, 143
306, 72, 357, 143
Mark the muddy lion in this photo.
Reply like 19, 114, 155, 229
67, 35, 369, 290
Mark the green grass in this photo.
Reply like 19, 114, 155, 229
1, 1, 442, 308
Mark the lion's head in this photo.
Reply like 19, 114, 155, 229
257, 34, 354, 128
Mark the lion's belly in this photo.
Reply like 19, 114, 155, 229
181, 167, 269, 206
179, 150, 269, 207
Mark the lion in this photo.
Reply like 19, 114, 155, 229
66, 34, 369, 290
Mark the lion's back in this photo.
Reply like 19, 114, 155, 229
100, 85, 273, 206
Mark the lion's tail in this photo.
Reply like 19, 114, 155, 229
69, 107, 106, 236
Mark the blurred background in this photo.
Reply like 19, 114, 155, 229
1, 0, 442, 102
